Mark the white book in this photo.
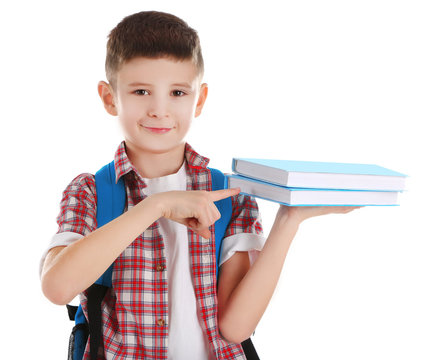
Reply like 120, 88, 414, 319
225, 174, 400, 206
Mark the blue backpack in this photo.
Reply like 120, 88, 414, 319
67, 161, 259, 360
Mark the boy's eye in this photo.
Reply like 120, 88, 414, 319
134, 89, 149, 95
172, 90, 185, 97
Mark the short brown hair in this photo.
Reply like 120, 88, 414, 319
105, 11, 204, 87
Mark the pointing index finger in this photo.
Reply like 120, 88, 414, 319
209, 187, 241, 201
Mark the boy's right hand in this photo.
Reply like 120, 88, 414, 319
152, 187, 241, 239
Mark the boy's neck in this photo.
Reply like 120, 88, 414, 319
125, 141, 186, 179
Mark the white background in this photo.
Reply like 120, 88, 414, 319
1, 0, 429, 359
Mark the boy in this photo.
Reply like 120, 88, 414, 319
40, 11, 357, 360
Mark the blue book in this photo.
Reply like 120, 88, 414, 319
225, 174, 400, 206
232, 158, 406, 191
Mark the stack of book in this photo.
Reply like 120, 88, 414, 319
225, 158, 407, 206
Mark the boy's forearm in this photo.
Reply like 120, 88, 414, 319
219, 214, 300, 343
41, 195, 163, 305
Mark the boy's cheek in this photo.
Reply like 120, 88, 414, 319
117, 100, 144, 120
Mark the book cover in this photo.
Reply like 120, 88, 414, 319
232, 158, 407, 191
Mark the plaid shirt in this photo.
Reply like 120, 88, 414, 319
56, 141, 264, 359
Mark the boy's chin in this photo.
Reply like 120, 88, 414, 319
125, 138, 185, 154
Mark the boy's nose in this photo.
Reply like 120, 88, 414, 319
147, 98, 168, 119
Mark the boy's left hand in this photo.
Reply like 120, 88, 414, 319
275, 205, 362, 226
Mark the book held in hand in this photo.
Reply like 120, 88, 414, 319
232, 158, 406, 191
225, 174, 400, 206
226, 158, 406, 206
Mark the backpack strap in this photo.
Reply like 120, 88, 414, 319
87, 161, 125, 360
208, 167, 232, 279
209, 168, 260, 359
68, 161, 125, 360
93, 161, 126, 287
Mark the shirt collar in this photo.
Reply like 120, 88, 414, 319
184, 142, 210, 171
113, 141, 210, 184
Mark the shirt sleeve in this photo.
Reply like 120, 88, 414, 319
39, 173, 97, 276
220, 193, 266, 266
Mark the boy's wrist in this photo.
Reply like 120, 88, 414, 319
144, 193, 166, 220
274, 206, 302, 229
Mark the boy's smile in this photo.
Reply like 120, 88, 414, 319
143, 126, 172, 134
98, 57, 208, 178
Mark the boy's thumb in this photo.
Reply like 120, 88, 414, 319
200, 228, 212, 239
188, 219, 198, 228
187, 219, 211, 239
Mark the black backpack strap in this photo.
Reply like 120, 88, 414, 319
66, 304, 79, 321
87, 283, 109, 360
242, 337, 260, 360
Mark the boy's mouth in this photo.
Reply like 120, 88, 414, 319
143, 126, 172, 134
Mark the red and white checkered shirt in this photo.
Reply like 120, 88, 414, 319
54, 141, 264, 359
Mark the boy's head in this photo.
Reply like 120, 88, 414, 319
105, 11, 204, 90
98, 11, 208, 161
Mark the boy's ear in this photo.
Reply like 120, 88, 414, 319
194, 83, 208, 118
98, 81, 118, 116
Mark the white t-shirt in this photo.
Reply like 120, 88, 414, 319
40, 160, 266, 359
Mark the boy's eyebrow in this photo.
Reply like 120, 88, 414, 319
171, 82, 193, 89
128, 82, 152, 87
128, 82, 193, 89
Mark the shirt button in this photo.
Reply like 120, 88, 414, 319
155, 264, 165, 271
157, 318, 165, 326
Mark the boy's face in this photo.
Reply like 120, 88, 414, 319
99, 57, 207, 156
